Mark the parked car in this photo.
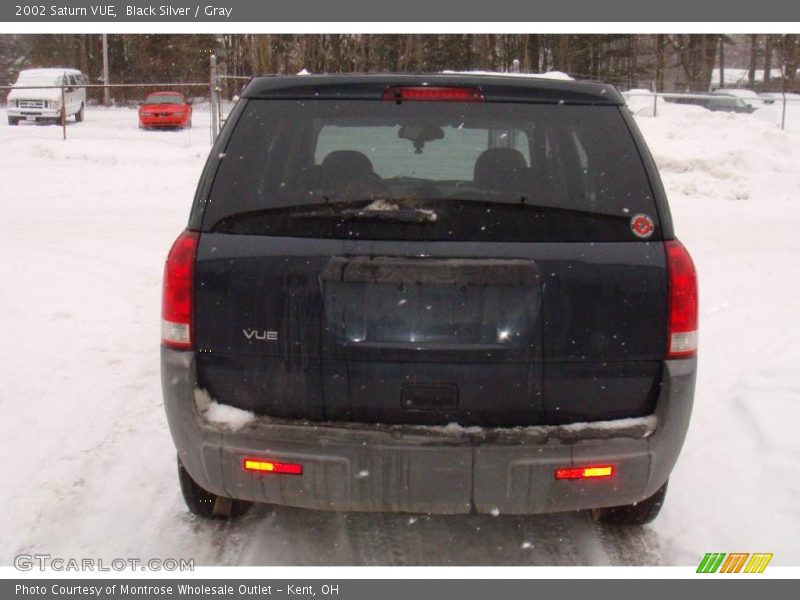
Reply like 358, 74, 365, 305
162, 74, 698, 525
759, 92, 800, 105
706, 94, 756, 113
711, 88, 762, 110
138, 91, 192, 129
7, 68, 87, 125
669, 93, 755, 114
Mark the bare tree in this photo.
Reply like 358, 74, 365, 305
779, 34, 799, 88
655, 34, 666, 90
765, 35, 773, 84
8, 33, 788, 97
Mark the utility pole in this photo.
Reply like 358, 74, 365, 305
210, 54, 219, 142
102, 33, 110, 106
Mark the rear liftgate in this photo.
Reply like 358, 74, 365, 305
320, 256, 545, 427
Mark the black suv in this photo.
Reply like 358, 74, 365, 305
162, 74, 697, 525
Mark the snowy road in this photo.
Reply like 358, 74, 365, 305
1, 103, 799, 566
141, 506, 666, 566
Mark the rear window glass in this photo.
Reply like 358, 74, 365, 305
313, 125, 530, 181
203, 99, 657, 242
146, 94, 184, 104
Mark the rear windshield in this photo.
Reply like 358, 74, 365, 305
146, 94, 184, 104
203, 99, 658, 242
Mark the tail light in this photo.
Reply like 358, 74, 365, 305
666, 239, 698, 358
555, 465, 614, 480
243, 458, 303, 475
383, 86, 485, 103
161, 231, 199, 350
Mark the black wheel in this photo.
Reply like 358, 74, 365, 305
8, 116, 19, 126
591, 481, 668, 526
75, 104, 84, 122
177, 456, 252, 519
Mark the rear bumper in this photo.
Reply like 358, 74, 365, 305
140, 115, 188, 127
162, 348, 695, 515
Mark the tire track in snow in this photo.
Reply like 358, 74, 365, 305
512, 512, 608, 565
201, 509, 631, 566
594, 521, 663, 565
229, 505, 359, 566
344, 512, 417, 566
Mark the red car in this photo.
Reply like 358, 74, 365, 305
138, 91, 192, 129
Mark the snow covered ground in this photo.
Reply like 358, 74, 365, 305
0, 102, 799, 566
1, 102, 215, 147
635, 103, 800, 563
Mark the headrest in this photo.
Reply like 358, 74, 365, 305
473, 147, 528, 191
321, 150, 374, 177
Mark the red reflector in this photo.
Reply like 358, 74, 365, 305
665, 240, 699, 358
242, 458, 303, 475
161, 231, 199, 350
382, 86, 485, 103
555, 465, 614, 480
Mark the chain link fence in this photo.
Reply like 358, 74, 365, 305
0, 82, 215, 147
3, 63, 796, 152
622, 89, 800, 132
0, 55, 253, 147
210, 53, 252, 139
216, 74, 251, 131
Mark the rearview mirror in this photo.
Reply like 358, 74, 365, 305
398, 124, 444, 154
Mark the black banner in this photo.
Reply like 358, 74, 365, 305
4, 579, 798, 600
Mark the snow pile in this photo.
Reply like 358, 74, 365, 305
5, 137, 206, 168
362, 199, 439, 222
194, 389, 256, 431
431, 422, 486, 435
636, 104, 799, 202
753, 98, 800, 133
622, 89, 667, 117
426, 415, 657, 440
441, 69, 573, 80
364, 198, 400, 211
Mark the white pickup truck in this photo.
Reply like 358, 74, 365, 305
7, 68, 87, 125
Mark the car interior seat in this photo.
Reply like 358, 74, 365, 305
473, 147, 531, 195
319, 150, 388, 201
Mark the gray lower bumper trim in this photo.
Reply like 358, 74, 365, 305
162, 348, 695, 514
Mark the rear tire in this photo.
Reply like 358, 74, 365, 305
591, 481, 668, 526
75, 104, 84, 122
8, 116, 19, 126
177, 456, 252, 519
